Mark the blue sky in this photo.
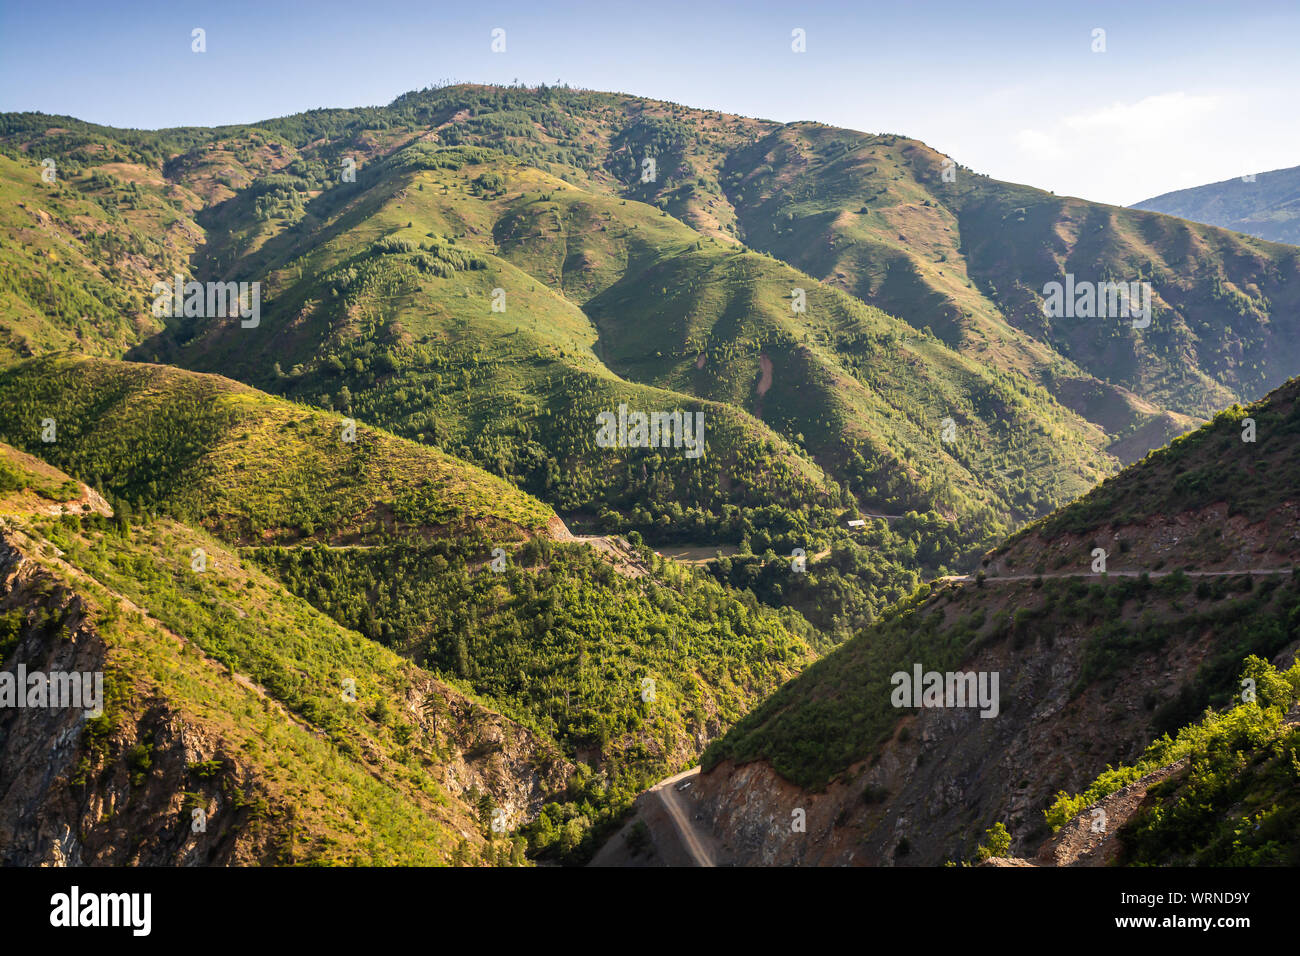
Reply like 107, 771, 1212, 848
2, 0, 1297, 205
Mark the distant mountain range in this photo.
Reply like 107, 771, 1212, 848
1133, 164, 1300, 246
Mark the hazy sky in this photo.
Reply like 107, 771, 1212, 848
2, 0, 1297, 206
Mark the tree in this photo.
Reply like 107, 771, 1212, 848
976, 822, 1011, 862
450, 838, 470, 866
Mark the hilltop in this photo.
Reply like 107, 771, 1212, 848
8, 87, 1297, 546
0, 353, 556, 545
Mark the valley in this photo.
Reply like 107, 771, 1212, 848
1, 81, 1298, 869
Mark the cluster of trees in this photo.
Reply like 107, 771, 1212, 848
276, 320, 842, 543
247, 173, 313, 223
0, 358, 238, 514
1048, 654, 1300, 865
249, 535, 813, 862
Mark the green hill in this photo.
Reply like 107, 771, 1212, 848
7, 83, 1300, 650
0, 353, 555, 545
715, 125, 1300, 446
0, 444, 563, 865
0, 362, 817, 861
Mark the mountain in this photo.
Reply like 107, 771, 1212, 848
4, 85, 1300, 867
670, 374, 1300, 865
1133, 165, 1300, 247
0, 89, 1145, 646
0, 358, 816, 862
10, 84, 1297, 636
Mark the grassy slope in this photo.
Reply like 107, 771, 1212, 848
21, 516, 511, 864
0, 441, 83, 509
13, 85, 1282, 539
141, 145, 848, 541
149, 138, 1111, 544
8, 84, 1297, 465
1001, 375, 1300, 541
490, 156, 1114, 522
0, 153, 169, 362
714, 124, 1300, 451
0, 353, 555, 544
0, 453, 550, 865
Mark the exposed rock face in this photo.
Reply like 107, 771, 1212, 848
0, 533, 277, 865
687, 579, 1231, 866
422, 688, 573, 831
0, 527, 574, 863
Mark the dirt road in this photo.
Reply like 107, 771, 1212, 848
649, 768, 716, 867
938, 567, 1294, 584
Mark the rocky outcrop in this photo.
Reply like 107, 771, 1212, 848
1030, 759, 1187, 867
0, 533, 278, 865
400, 681, 573, 831
687, 579, 1228, 866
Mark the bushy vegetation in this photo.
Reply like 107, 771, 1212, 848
1046, 655, 1300, 865
24, 511, 534, 864
701, 582, 982, 788
248, 535, 813, 860
0, 355, 554, 543
1006, 383, 1300, 542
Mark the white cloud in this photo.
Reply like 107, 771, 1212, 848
1059, 91, 1224, 134
927, 87, 1300, 206
1014, 128, 1066, 162
1014, 92, 1228, 203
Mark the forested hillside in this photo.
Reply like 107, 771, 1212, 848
0, 361, 815, 861
3, 83, 1299, 868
